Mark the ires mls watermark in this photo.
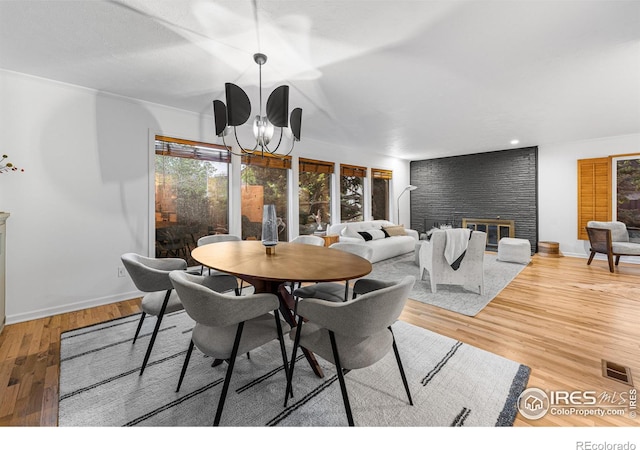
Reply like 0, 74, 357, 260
517, 387, 637, 420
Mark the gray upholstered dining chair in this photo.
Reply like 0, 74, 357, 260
291, 235, 325, 246
169, 270, 291, 426
293, 242, 373, 302
196, 234, 245, 295
288, 235, 326, 293
286, 275, 416, 426
121, 253, 238, 376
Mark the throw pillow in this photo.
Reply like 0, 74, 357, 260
358, 229, 386, 241
357, 231, 373, 241
341, 226, 365, 240
382, 225, 407, 236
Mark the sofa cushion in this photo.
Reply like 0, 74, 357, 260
587, 220, 629, 243
367, 236, 416, 263
612, 242, 640, 256
382, 225, 407, 237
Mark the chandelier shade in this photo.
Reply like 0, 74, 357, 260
225, 83, 252, 126
213, 53, 302, 157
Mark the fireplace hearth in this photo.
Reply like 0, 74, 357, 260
462, 218, 515, 249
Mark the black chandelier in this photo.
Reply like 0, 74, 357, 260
213, 53, 302, 157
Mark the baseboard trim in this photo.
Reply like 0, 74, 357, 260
5, 290, 142, 325
549, 252, 640, 265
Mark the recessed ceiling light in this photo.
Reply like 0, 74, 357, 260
510, 139, 520, 145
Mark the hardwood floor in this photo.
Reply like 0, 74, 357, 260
0, 253, 638, 427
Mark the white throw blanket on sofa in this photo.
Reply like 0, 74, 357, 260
443, 228, 471, 267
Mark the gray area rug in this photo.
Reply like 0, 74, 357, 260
368, 252, 527, 316
58, 311, 530, 427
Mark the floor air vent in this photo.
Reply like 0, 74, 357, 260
601, 360, 633, 386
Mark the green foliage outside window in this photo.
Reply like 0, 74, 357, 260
155, 154, 229, 259
340, 175, 364, 222
616, 158, 640, 228
241, 165, 289, 241
299, 171, 331, 235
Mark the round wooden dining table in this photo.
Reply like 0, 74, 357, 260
191, 240, 372, 378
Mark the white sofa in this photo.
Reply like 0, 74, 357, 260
327, 220, 419, 263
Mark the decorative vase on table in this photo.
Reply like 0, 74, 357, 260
262, 204, 278, 254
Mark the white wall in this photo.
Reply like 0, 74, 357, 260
0, 70, 411, 323
538, 133, 640, 258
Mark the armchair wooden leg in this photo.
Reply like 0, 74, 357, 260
587, 251, 596, 265
607, 252, 615, 273
213, 322, 244, 426
615, 255, 621, 266
329, 330, 354, 426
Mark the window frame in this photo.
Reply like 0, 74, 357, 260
153, 134, 231, 259
298, 158, 334, 235
240, 150, 291, 241
340, 163, 367, 223
371, 168, 392, 221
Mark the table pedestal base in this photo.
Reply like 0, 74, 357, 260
240, 276, 324, 378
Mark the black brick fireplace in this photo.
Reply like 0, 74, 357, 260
409, 147, 538, 252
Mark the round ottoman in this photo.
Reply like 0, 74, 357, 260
497, 238, 531, 264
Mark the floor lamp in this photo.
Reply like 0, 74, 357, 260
397, 185, 417, 225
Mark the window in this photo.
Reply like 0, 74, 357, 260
577, 157, 610, 240
612, 154, 640, 230
155, 135, 230, 259
340, 164, 366, 223
577, 154, 640, 240
371, 168, 392, 221
299, 158, 333, 235
241, 151, 290, 241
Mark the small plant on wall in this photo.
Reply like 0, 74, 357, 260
0, 154, 24, 173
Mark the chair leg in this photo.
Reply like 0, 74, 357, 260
213, 322, 244, 427
343, 281, 350, 302
329, 330, 354, 426
587, 251, 596, 265
139, 289, 171, 376
235, 279, 244, 296
176, 340, 195, 392
615, 255, 621, 266
274, 310, 291, 396
607, 252, 615, 273
389, 326, 413, 406
132, 312, 146, 344
285, 320, 303, 406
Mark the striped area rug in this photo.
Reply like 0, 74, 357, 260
58, 311, 530, 427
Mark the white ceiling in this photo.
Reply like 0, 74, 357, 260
1, 0, 639, 160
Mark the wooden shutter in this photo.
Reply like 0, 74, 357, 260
340, 164, 367, 178
299, 158, 334, 174
372, 168, 392, 179
577, 157, 611, 240
241, 151, 292, 169
155, 135, 230, 163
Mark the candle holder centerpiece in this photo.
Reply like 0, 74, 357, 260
261, 204, 278, 255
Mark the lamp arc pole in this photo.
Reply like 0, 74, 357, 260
396, 185, 417, 225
